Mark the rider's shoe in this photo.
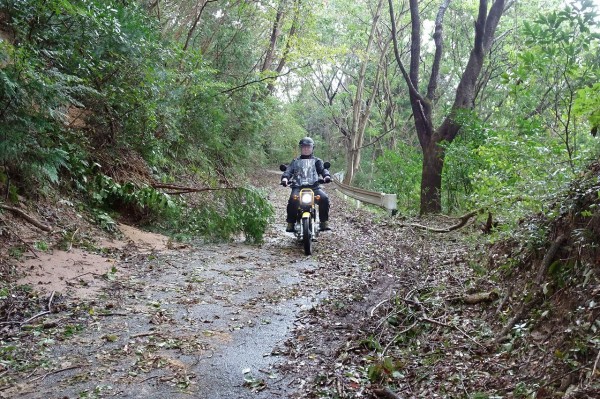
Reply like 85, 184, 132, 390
286, 222, 295, 232
319, 221, 331, 231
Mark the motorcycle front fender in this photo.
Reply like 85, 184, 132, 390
302, 212, 311, 219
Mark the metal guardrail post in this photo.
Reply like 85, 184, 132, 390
331, 173, 397, 214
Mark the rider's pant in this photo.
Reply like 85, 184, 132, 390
286, 187, 330, 223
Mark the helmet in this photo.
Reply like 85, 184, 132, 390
299, 137, 314, 148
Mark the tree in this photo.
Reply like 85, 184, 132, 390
505, 0, 600, 170
389, 0, 509, 214
307, 0, 389, 184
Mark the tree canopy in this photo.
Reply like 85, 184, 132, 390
0, 0, 598, 237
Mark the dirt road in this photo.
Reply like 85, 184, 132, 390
3, 174, 379, 398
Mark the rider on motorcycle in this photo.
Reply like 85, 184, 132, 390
281, 137, 332, 232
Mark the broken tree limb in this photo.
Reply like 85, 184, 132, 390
449, 291, 500, 305
372, 386, 402, 399
150, 183, 241, 195
422, 316, 485, 348
29, 364, 85, 382
463, 291, 499, 305
481, 211, 495, 234
0, 204, 52, 232
407, 209, 481, 233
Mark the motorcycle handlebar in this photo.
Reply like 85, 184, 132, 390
280, 178, 331, 187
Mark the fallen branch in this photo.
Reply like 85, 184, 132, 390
591, 349, 600, 383
381, 321, 419, 356
421, 317, 485, 348
494, 285, 514, 316
96, 312, 128, 317
29, 364, 85, 382
462, 291, 499, 305
131, 332, 160, 339
1, 290, 56, 326
20, 311, 51, 326
407, 209, 481, 233
47, 291, 56, 313
0, 221, 40, 259
401, 294, 484, 348
370, 298, 391, 317
372, 386, 402, 399
151, 183, 241, 195
0, 204, 52, 232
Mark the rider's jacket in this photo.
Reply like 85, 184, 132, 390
281, 155, 331, 188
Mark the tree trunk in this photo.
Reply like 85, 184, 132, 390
342, 0, 384, 185
267, 0, 301, 94
344, 149, 358, 184
261, 0, 286, 73
389, 0, 507, 214
420, 140, 445, 214
183, 0, 217, 52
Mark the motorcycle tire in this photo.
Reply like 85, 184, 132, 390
302, 218, 312, 255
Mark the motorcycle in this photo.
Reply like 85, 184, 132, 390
279, 161, 331, 255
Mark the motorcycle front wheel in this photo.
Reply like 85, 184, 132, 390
302, 217, 312, 255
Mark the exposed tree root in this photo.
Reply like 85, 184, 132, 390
535, 234, 567, 284
406, 209, 481, 233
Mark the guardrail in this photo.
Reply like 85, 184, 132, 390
332, 173, 397, 214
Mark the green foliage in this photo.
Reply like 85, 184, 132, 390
261, 104, 309, 164
441, 110, 489, 213
503, 0, 600, 166
1, 0, 274, 236
168, 186, 274, 244
89, 174, 177, 222
470, 119, 581, 224
574, 82, 600, 135
366, 356, 403, 384
372, 145, 422, 215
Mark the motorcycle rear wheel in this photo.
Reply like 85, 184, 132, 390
302, 218, 312, 255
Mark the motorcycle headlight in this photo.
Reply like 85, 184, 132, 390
301, 192, 313, 204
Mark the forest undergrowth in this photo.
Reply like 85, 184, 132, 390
281, 160, 600, 398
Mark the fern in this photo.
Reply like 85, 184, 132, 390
30, 148, 69, 184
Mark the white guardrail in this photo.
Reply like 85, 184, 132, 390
332, 172, 397, 215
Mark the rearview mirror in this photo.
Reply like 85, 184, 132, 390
323, 161, 331, 169
279, 164, 288, 172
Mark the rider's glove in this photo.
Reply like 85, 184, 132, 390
324, 176, 331, 183
281, 178, 288, 187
